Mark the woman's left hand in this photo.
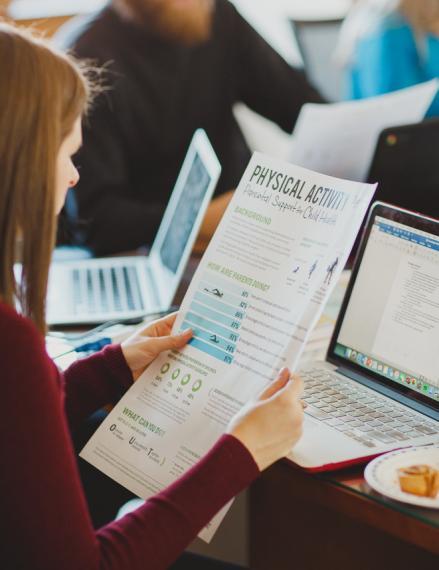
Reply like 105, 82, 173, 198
121, 313, 192, 380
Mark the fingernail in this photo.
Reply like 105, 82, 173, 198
181, 328, 192, 336
279, 367, 289, 376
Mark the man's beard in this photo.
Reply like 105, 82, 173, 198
114, 0, 214, 46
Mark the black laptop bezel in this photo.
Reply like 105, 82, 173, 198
327, 202, 439, 414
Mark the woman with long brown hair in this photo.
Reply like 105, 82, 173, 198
337, 0, 439, 116
0, 23, 304, 570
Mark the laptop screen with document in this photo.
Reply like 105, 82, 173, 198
329, 203, 439, 409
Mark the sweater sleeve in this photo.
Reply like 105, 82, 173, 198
63, 343, 133, 432
226, 2, 325, 133
96, 434, 259, 569
0, 307, 259, 570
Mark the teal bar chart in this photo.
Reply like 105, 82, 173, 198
181, 273, 249, 364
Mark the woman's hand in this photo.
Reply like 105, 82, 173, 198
227, 368, 304, 471
121, 313, 192, 380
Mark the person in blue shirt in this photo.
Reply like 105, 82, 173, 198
337, 0, 439, 116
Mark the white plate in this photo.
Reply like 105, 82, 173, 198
364, 446, 439, 509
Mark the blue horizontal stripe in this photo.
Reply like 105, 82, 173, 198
182, 320, 236, 353
183, 312, 240, 342
193, 291, 246, 319
189, 337, 234, 364
190, 302, 242, 330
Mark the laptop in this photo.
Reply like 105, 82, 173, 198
348, 119, 439, 264
47, 129, 221, 326
367, 119, 439, 218
290, 202, 439, 472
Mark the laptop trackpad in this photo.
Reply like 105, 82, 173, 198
287, 415, 361, 469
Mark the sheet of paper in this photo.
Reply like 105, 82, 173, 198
81, 153, 375, 541
289, 80, 438, 182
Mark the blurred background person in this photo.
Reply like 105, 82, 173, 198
56, 0, 324, 256
337, 0, 439, 115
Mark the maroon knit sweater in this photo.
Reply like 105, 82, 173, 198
0, 302, 259, 569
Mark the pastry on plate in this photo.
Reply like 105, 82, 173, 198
397, 465, 439, 498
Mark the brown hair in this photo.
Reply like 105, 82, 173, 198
400, 0, 439, 34
0, 24, 92, 334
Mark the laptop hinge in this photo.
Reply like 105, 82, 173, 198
336, 366, 439, 422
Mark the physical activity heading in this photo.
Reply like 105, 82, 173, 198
249, 164, 348, 212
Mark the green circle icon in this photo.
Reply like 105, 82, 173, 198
181, 374, 191, 386
192, 380, 202, 392
171, 368, 181, 380
160, 363, 170, 375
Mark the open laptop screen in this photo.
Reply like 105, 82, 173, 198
331, 208, 439, 405
159, 152, 211, 274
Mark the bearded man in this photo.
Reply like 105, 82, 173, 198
61, 0, 324, 255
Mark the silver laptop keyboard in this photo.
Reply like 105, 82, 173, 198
302, 368, 438, 449
72, 266, 144, 315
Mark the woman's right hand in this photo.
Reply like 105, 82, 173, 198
227, 368, 304, 471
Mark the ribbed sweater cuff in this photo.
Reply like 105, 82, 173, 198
100, 344, 134, 390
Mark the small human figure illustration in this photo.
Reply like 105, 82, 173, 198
308, 260, 318, 280
211, 288, 223, 297
204, 287, 223, 298
210, 334, 220, 344
324, 257, 339, 285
